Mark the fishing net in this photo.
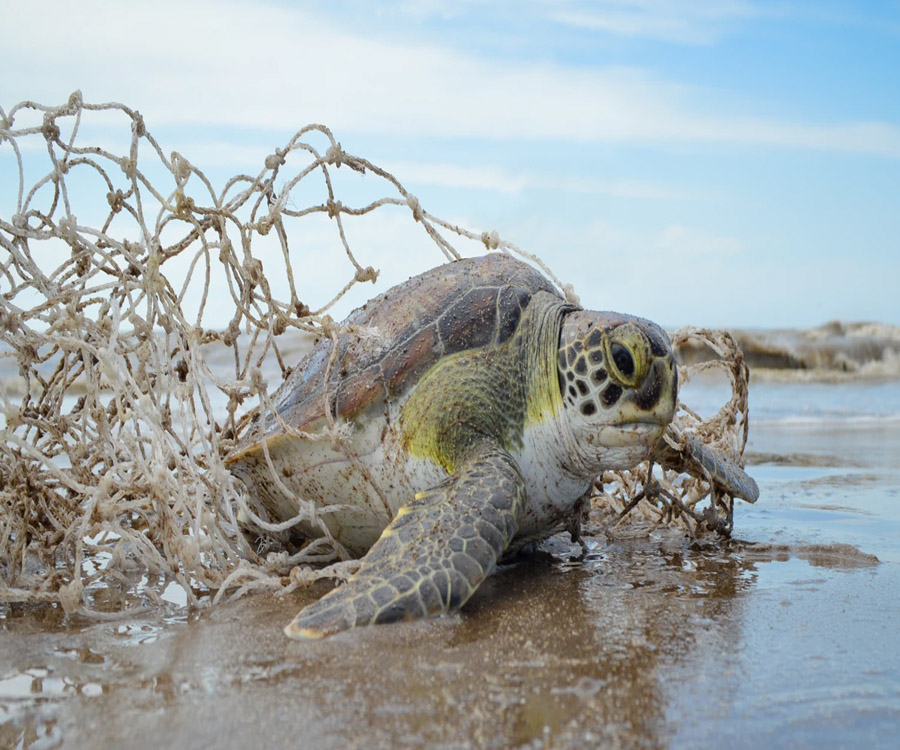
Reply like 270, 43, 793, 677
0, 93, 750, 616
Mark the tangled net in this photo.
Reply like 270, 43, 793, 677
0, 94, 750, 616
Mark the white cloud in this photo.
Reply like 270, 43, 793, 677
550, 0, 760, 45
580, 219, 743, 258
508, 216, 753, 325
655, 224, 742, 259
377, 159, 698, 199
4, 1, 900, 158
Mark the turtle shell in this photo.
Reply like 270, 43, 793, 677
234, 254, 561, 449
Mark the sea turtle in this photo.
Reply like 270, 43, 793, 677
226, 254, 757, 639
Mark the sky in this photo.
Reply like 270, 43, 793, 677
2, 0, 899, 329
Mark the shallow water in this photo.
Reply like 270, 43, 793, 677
3, 384, 900, 749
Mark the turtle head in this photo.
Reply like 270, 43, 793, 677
557, 310, 677, 473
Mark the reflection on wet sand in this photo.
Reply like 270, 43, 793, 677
4, 528, 868, 750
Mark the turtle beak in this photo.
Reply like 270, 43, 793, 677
631, 358, 677, 418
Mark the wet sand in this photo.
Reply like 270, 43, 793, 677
2, 420, 900, 749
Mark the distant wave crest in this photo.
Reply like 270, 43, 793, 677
679, 321, 900, 382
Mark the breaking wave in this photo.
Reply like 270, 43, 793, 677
679, 321, 900, 383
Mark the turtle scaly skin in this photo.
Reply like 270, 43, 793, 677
226, 254, 755, 638
288, 440, 524, 637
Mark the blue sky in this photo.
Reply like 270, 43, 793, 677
3, 0, 899, 328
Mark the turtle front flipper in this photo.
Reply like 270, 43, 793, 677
284, 442, 526, 639
654, 425, 759, 503
682, 432, 759, 503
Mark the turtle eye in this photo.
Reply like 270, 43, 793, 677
604, 328, 649, 387
610, 343, 634, 380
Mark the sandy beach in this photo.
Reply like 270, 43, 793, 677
2, 377, 899, 749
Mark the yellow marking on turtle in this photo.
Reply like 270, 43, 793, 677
285, 623, 327, 640
401, 291, 568, 475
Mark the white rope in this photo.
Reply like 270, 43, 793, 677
0, 93, 750, 614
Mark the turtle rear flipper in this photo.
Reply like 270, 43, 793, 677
284, 442, 526, 639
